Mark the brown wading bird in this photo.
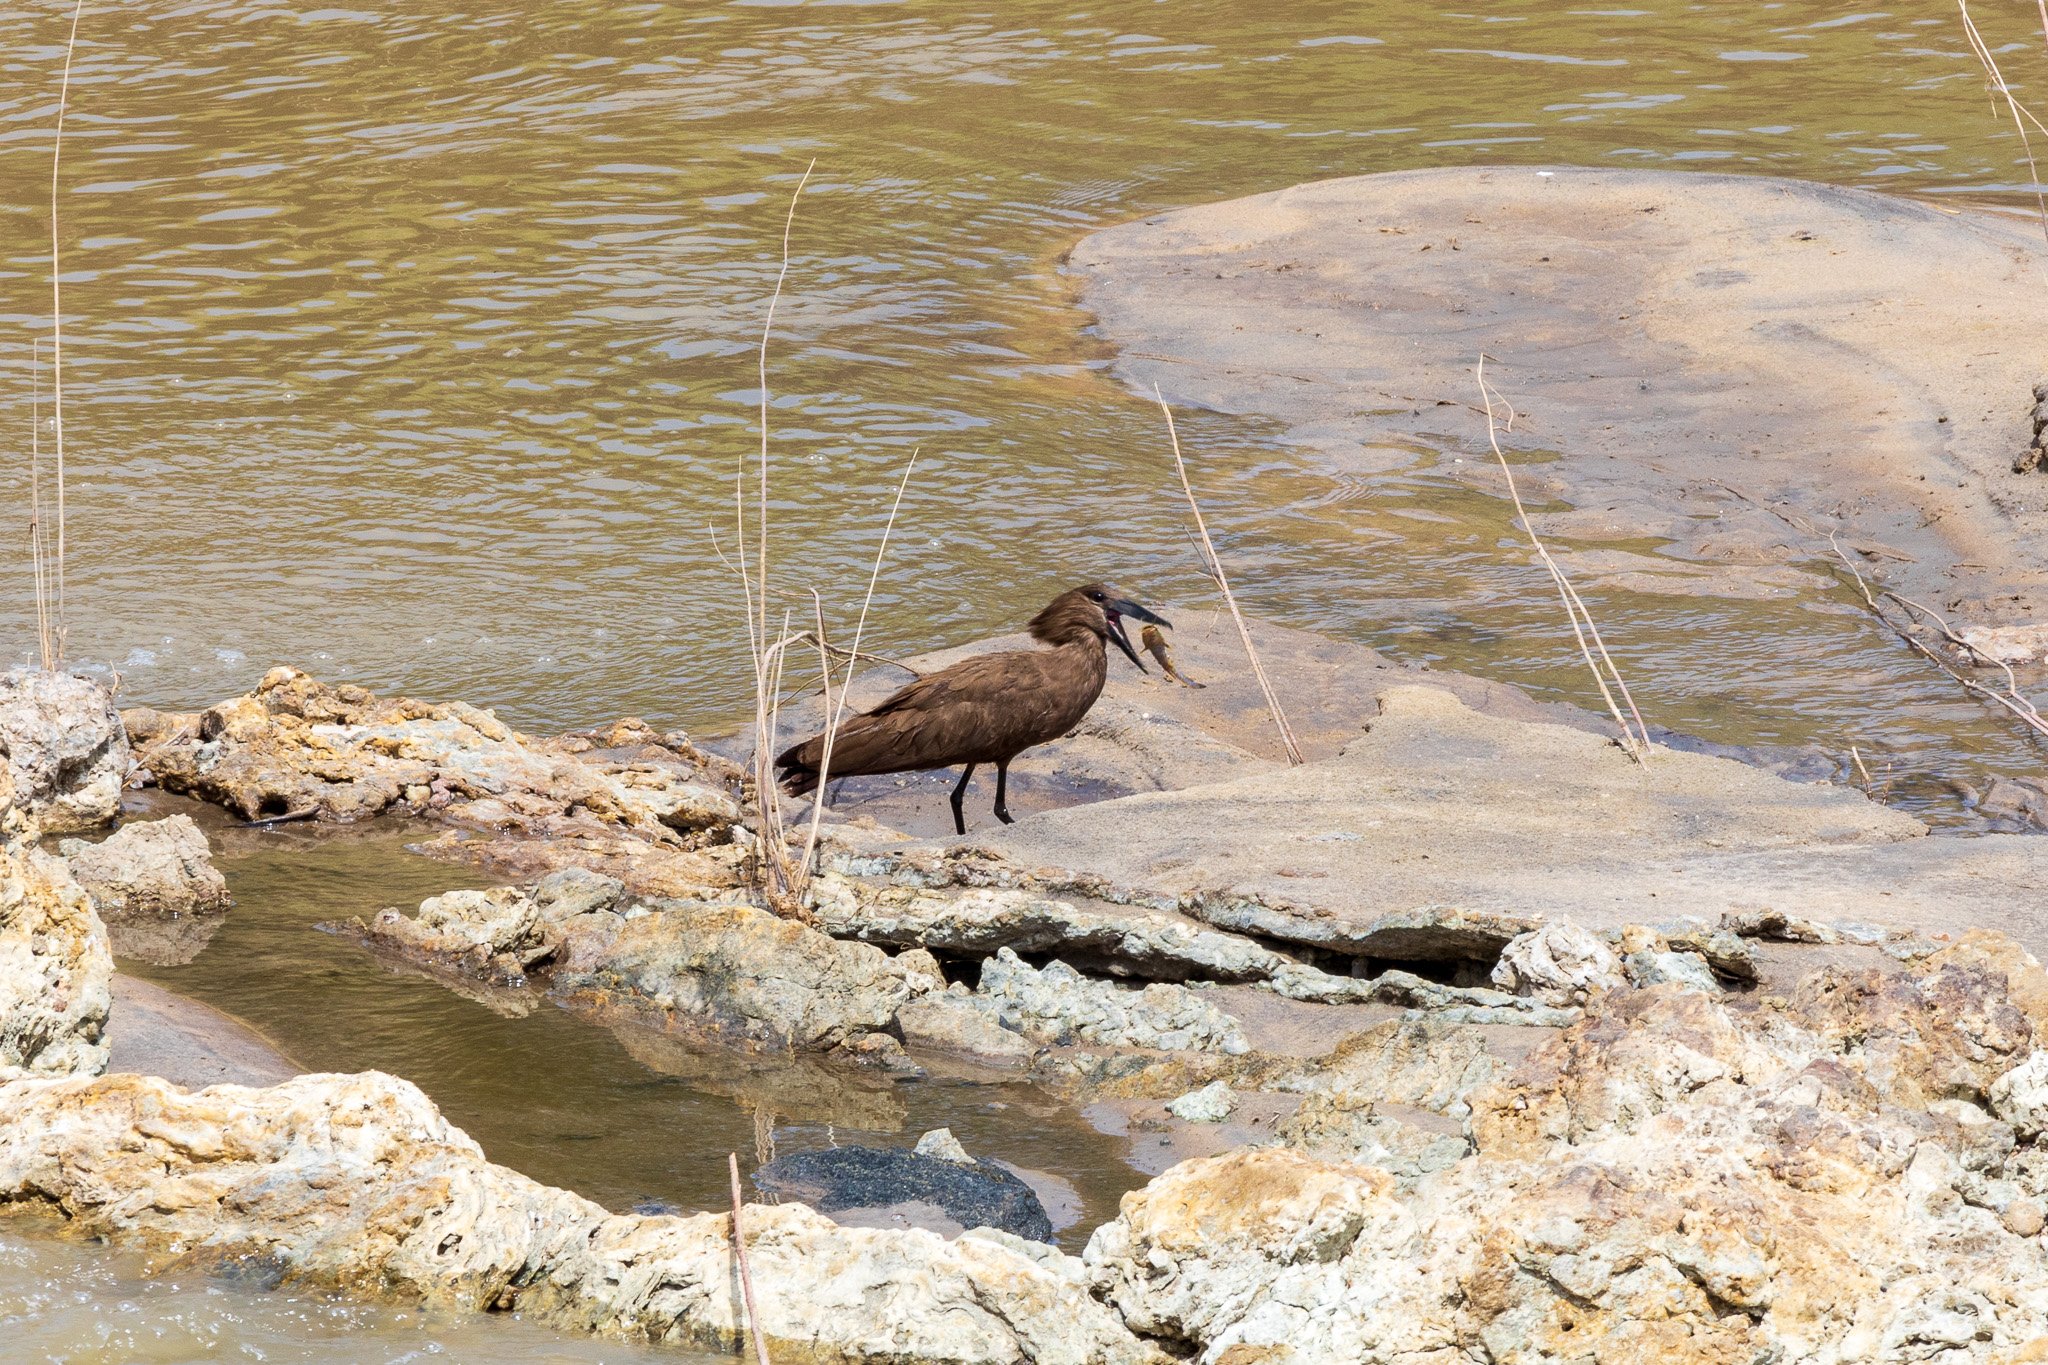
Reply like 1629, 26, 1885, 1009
776, 582, 1173, 835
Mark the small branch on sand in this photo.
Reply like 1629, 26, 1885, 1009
728, 1153, 772, 1365
1153, 388, 1303, 765
1476, 357, 1653, 764
1829, 535, 2048, 742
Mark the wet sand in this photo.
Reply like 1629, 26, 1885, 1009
1071, 167, 2048, 627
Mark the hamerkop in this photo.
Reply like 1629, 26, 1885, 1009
776, 582, 1173, 834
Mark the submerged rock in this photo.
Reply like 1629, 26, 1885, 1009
0, 837, 110, 1081
59, 815, 230, 920
0, 1070, 1155, 1364
0, 668, 127, 833
755, 1142, 1055, 1244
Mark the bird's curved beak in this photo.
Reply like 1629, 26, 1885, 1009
1104, 595, 1172, 672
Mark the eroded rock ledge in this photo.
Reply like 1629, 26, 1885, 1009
0, 1070, 1153, 1364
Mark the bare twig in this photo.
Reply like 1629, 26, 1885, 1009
735, 162, 815, 916
1828, 534, 2048, 741
728, 1153, 772, 1365
799, 449, 919, 866
1153, 389, 1303, 765
1959, 0, 2048, 242
1476, 358, 1652, 763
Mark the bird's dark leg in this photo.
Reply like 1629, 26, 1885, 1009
949, 764, 977, 836
993, 759, 1014, 825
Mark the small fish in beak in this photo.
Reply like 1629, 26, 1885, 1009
1141, 623, 1204, 688
1100, 591, 1172, 672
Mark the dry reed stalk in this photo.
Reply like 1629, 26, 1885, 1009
29, 340, 52, 670
798, 448, 918, 868
1829, 535, 2048, 742
727, 1152, 773, 1365
734, 162, 814, 916
1152, 389, 1303, 765
1475, 358, 1652, 763
1958, 0, 2048, 241
38, 0, 87, 670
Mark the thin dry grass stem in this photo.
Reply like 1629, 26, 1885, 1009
727, 1153, 773, 1365
1475, 357, 1653, 764
41, 0, 86, 671
1152, 388, 1303, 765
1959, 0, 2048, 242
29, 340, 53, 670
735, 162, 815, 917
1828, 534, 2048, 742
798, 448, 918, 868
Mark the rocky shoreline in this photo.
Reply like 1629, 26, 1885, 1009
4, 648, 2048, 1360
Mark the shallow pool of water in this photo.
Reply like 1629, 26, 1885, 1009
1, 0, 2044, 817
120, 805, 1143, 1240
0, 1225, 703, 1363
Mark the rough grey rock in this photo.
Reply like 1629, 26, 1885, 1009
895, 994, 1037, 1068
552, 897, 918, 1052
1087, 939, 2048, 1362
1275, 1094, 1471, 1187
914, 1128, 972, 1165
1179, 888, 1540, 965
126, 668, 742, 836
1993, 1052, 2048, 1140
0, 668, 127, 833
1265, 963, 1581, 1026
809, 873, 1294, 983
973, 949, 1249, 1055
0, 1070, 1155, 1363
1621, 937, 1723, 994
1664, 924, 1761, 981
354, 873, 913, 1051
1492, 921, 1625, 1005
0, 839, 110, 1081
1165, 1081, 1237, 1123
59, 815, 229, 919
1278, 1017, 1498, 1117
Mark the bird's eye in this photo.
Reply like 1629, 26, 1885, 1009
1086, 590, 1103, 601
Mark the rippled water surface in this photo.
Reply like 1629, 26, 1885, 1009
0, 0, 2044, 811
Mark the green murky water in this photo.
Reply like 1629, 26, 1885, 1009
118, 808, 1129, 1235
4, 0, 2048, 1352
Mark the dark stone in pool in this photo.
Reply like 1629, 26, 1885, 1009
754, 1145, 1054, 1243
